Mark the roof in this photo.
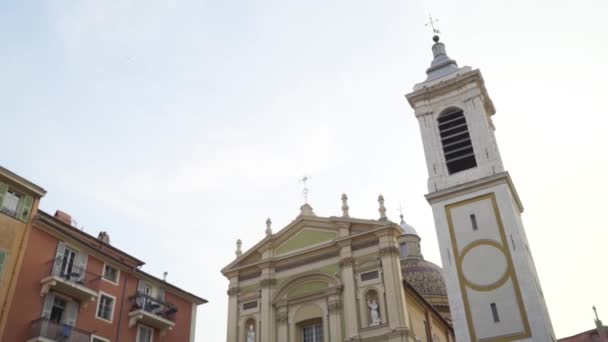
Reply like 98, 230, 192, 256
558, 327, 608, 342
0, 165, 46, 197
36, 210, 207, 305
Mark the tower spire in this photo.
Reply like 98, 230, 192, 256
425, 35, 459, 81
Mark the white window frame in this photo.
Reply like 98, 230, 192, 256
102, 263, 120, 285
136, 324, 154, 342
95, 291, 116, 323
91, 335, 110, 342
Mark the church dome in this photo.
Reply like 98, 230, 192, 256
399, 215, 418, 235
401, 258, 447, 297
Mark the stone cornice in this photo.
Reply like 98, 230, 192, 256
406, 68, 495, 117
425, 171, 524, 213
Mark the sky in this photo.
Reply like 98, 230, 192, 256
1, 0, 607, 340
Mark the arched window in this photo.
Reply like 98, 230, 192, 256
438, 108, 477, 174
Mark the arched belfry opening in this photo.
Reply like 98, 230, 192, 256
438, 108, 477, 174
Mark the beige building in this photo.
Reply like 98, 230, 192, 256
222, 197, 454, 342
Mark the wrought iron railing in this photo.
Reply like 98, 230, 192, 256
0, 206, 18, 219
48, 257, 100, 290
130, 292, 178, 321
29, 318, 91, 342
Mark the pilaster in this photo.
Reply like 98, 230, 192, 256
259, 264, 274, 342
226, 277, 239, 342
339, 241, 359, 339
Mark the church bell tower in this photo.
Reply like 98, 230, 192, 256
406, 36, 555, 341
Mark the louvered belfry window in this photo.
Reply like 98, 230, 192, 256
438, 108, 477, 174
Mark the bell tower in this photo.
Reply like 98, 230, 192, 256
406, 36, 555, 341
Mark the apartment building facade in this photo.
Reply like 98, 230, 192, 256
0, 167, 206, 342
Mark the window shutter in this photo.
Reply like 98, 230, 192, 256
63, 301, 78, 327
19, 195, 34, 222
137, 281, 148, 308
0, 182, 7, 206
74, 252, 88, 282
53, 242, 67, 276
41, 293, 55, 318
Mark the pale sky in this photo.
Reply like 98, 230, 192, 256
2, 0, 607, 341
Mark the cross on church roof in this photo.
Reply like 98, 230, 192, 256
300, 176, 310, 204
425, 14, 441, 35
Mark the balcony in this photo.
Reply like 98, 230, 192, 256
27, 318, 92, 342
128, 293, 177, 332
40, 257, 99, 304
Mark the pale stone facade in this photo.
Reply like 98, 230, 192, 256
406, 36, 555, 341
222, 202, 454, 342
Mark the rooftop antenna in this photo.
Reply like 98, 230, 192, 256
300, 176, 311, 204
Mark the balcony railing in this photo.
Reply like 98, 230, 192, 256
131, 292, 178, 320
0, 206, 18, 219
40, 257, 100, 302
28, 318, 91, 342
128, 292, 177, 331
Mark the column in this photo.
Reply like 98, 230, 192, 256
339, 241, 359, 339
276, 305, 288, 342
259, 264, 275, 342
328, 295, 343, 342
376, 228, 410, 336
226, 276, 239, 342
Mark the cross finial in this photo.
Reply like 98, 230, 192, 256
398, 203, 405, 224
425, 14, 440, 35
300, 176, 311, 204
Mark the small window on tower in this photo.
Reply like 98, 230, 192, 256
470, 214, 478, 231
490, 303, 500, 322
437, 108, 477, 174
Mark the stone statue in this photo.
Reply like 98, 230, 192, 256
368, 298, 381, 326
246, 324, 255, 342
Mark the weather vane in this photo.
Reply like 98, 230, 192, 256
300, 176, 310, 204
425, 14, 441, 35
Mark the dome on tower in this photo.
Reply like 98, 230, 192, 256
401, 258, 447, 297
399, 214, 418, 235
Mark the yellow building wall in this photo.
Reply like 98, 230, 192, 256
406, 290, 429, 341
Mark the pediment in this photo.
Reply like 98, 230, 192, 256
275, 227, 337, 256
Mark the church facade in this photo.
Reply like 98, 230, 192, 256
222, 200, 454, 342
223, 35, 556, 342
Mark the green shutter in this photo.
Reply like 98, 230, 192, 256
19, 195, 34, 222
0, 182, 8, 207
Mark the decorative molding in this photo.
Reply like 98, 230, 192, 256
275, 251, 339, 273
379, 246, 400, 257
227, 287, 239, 297
328, 299, 342, 313
260, 278, 277, 288
351, 239, 378, 251
339, 257, 355, 268
238, 271, 261, 282
276, 311, 288, 323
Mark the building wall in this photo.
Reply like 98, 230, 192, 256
0, 184, 41, 337
3, 218, 196, 342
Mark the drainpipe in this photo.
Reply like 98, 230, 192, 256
115, 270, 130, 342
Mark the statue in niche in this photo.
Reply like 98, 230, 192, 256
246, 323, 255, 342
367, 298, 381, 326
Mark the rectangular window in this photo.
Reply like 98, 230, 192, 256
103, 264, 119, 284
302, 323, 323, 342
137, 325, 154, 342
470, 214, 478, 231
360, 270, 379, 281
49, 297, 67, 323
490, 302, 500, 322
1, 190, 20, 214
243, 301, 257, 310
96, 293, 115, 322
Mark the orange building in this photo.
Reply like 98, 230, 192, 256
0, 167, 206, 342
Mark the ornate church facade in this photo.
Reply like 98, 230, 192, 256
223, 35, 555, 342
222, 200, 454, 342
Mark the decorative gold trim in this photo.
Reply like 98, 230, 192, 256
445, 193, 531, 341
457, 239, 510, 291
